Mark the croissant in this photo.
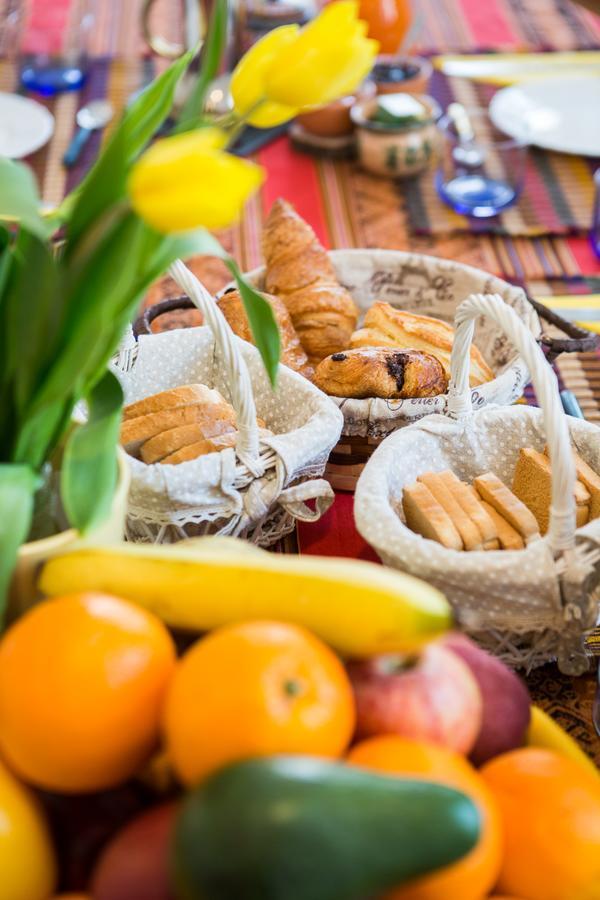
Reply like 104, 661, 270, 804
313, 347, 448, 399
217, 288, 314, 380
262, 199, 359, 364
350, 302, 494, 387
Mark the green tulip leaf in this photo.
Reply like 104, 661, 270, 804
0, 464, 38, 624
60, 369, 124, 533
65, 49, 195, 246
226, 258, 281, 388
0, 158, 49, 240
175, 0, 229, 133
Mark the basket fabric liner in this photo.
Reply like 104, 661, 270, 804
113, 326, 343, 542
247, 249, 541, 438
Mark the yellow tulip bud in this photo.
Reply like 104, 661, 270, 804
231, 25, 301, 127
128, 129, 264, 233
230, 1, 379, 127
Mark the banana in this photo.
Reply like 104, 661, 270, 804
527, 705, 599, 777
38, 536, 451, 657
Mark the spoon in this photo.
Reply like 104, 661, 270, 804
447, 102, 485, 168
63, 99, 114, 168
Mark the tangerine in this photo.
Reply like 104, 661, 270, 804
347, 735, 502, 900
163, 620, 355, 785
0, 593, 175, 793
481, 748, 600, 900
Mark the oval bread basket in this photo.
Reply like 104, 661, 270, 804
355, 293, 600, 673
114, 262, 343, 547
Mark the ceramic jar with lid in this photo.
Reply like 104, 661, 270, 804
351, 94, 441, 178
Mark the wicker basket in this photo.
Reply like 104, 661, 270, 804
355, 293, 600, 674
114, 261, 343, 547
243, 249, 598, 490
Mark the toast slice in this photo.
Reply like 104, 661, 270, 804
478, 499, 525, 550
438, 470, 498, 545
417, 472, 483, 550
402, 482, 464, 550
544, 445, 600, 522
473, 472, 540, 542
512, 448, 590, 534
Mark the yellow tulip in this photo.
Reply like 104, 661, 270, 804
231, 25, 301, 128
231, 1, 378, 126
128, 129, 264, 233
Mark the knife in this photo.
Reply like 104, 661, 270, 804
433, 51, 600, 85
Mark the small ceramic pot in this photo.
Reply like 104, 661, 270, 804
296, 81, 376, 138
351, 94, 441, 179
9, 448, 131, 618
371, 55, 433, 95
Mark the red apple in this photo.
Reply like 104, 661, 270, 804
443, 633, 531, 765
90, 801, 178, 900
347, 643, 483, 755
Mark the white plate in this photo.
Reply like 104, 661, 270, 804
0, 92, 55, 159
489, 76, 600, 156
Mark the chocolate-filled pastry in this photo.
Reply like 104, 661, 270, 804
313, 347, 448, 399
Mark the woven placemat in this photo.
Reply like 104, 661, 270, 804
404, 69, 599, 238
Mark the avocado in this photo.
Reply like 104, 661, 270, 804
172, 755, 480, 900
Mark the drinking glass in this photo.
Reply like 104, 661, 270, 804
358, 0, 412, 54
436, 107, 527, 218
13, 0, 96, 95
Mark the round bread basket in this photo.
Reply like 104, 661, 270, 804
113, 261, 343, 547
240, 248, 596, 491
355, 293, 600, 674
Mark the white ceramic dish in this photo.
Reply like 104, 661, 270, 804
489, 76, 600, 156
0, 92, 55, 158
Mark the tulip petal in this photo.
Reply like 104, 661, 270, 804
128, 131, 265, 233
231, 24, 300, 126
261, 0, 378, 109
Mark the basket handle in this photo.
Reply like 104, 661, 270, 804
448, 293, 578, 555
168, 260, 263, 475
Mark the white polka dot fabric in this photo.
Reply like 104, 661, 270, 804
245, 249, 540, 439
355, 405, 600, 671
112, 326, 343, 545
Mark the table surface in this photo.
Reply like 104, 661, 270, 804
2, 0, 599, 763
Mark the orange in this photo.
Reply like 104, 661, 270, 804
347, 735, 502, 900
163, 620, 355, 785
0, 593, 175, 793
481, 748, 600, 900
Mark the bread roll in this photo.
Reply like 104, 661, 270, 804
350, 302, 494, 388
161, 432, 238, 465
123, 384, 225, 421
217, 288, 313, 379
140, 421, 237, 464
313, 347, 447, 399
262, 199, 358, 363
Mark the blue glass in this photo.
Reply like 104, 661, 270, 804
436, 107, 527, 219
436, 172, 518, 219
591, 169, 600, 260
20, 56, 87, 96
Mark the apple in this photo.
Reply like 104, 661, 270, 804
90, 801, 178, 900
347, 643, 483, 755
443, 633, 531, 766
